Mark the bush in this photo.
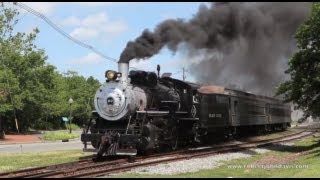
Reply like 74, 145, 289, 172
0, 131, 4, 139
31, 117, 66, 131
32, 121, 55, 131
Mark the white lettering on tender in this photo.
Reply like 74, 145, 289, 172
208, 113, 222, 118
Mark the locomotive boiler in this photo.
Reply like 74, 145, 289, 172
81, 62, 291, 158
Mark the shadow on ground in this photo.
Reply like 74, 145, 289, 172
262, 138, 320, 158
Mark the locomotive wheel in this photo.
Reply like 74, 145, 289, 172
97, 143, 108, 158
128, 156, 136, 163
170, 127, 179, 150
281, 123, 288, 131
171, 136, 179, 151
89, 121, 100, 149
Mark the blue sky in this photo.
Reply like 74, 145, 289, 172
6, 2, 208, 83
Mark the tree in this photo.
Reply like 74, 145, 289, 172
0, 3, 101, 131
276, 2, 320, 119
0, 3, 34, 131
61, 72, 100, 127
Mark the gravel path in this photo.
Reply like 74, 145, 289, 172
0, 140, 84, 153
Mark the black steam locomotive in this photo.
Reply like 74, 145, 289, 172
81, 63, 291, 157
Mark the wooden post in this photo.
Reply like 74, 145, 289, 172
15, 118, 19, 134
0, 117, 4, 139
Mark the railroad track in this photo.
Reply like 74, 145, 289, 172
0, 130, 316, 178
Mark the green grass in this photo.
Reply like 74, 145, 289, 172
42, 131, 80, 141
113, 133, 320, 178
0, 150, 85, 172
242, 128, 298, 142
27, 123, 81, 132
64, 123, 81, 130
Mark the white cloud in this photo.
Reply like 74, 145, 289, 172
103, 21, 127, 34
64, 12, 128, 41
70, 27, 98, 40
68, 53, 103, 65
60, 16, 81, 27
14, 2, 133, 17
23, 2, 61, 15
82, 13, 109, 27
74, 2, 132, 7
61, 13, 108, 27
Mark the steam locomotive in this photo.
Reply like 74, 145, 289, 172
81, 62, 291, 157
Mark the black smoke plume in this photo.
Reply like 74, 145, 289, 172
119, 2, 311, 95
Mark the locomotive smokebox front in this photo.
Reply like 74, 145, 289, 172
94, 62, 148, 121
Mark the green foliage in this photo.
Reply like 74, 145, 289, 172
42, 131, 79, 141
59, 71, 100, 127
71, 123, 81, 130
0, 131, 4, 139
277, 2, 320, 118
0, 4, 101, 132
64, 123, 81, 130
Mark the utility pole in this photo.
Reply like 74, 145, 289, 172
182, 67, 186, 81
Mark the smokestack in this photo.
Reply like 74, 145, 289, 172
118, 62, 129, 82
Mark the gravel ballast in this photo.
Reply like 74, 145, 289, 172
124, 148, 271, 175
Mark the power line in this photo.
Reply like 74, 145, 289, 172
13, 2, 118, 63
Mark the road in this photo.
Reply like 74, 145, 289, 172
0, 140, 86, 153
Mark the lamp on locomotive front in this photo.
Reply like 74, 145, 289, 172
105, 70, 118, 81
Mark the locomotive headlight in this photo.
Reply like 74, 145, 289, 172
106, 70, 117, 81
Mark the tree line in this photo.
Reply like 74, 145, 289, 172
277, 2, 320, 120
0, 4, 101, 132
1, 2, 319, 133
